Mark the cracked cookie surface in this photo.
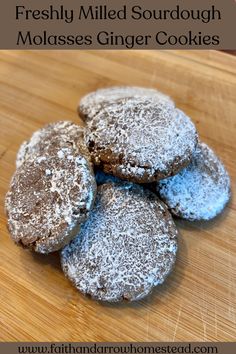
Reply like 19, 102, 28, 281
158, 142, 231, 221
85, 97, 198, 183
61, 183, 178, 302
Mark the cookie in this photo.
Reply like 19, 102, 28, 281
16, 121, 89, 168
6, 146, 96, 254
158, 142, 231, 221
78, 86, 175, 121
61, 183, 178, 302
85, 97, 198, 183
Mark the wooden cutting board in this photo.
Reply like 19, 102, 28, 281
0, 50, 235, 342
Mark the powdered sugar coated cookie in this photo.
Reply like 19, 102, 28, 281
61, 183, 178, 302
85, 97, 198, 183
6, 149, 96, 254
158, 142, 231, 220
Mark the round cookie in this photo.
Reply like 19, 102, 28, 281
158, 142, 231, 221
78, 86, 175, 121
16, 121, 88, 168
5, 149, 96, 254
85, 97, 198, 183
61, 183, 178, 302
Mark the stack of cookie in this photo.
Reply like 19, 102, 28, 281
5, 86, 231, 302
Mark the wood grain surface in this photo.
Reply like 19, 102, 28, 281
0, 50, 235, 342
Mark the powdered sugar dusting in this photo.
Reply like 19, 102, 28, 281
61, 183, 178, 302
16, 141, 28, 169
57, 150, 64, 158
16, 121, 90, 168
79, 86, 175, 121
158, 142, 231, 220
86, 97, 198, 183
